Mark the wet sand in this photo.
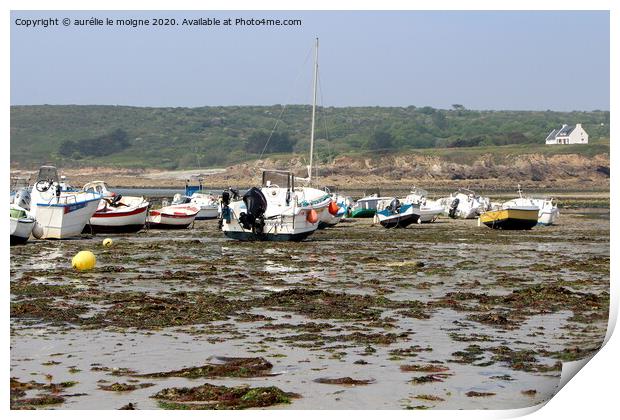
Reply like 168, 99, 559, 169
10, 208, 609, 410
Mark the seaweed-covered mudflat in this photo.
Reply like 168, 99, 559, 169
10, 208, 609, 410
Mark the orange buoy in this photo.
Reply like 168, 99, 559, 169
328, 201, 340, 216
306, 209, 318, 223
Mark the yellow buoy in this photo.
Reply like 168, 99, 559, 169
72, 251, 96, 271
102, 238, 113, 248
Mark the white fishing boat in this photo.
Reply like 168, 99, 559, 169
220, 38, 331, 241
404, 187, 444, 223
27, 166, 102, 239
82, 181, 150, 233
10, 202, 35, 245
220, 171, 320, 241
147, 203, 199, 229
440, 188, 491, 219
375, 197, 420, 228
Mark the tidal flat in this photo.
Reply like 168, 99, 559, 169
10, 208, 609, 410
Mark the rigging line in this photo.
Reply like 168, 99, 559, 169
317, 69, 334, 180
258, 45, 314, 161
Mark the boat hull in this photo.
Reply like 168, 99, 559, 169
379, 213, 420, 228
537, 208, 560, 226
350, 208, 376, 218
147, 220, 194, 229
87, 204, 149, 233
10, 234, 30, 245
223, 230, 314, 242
195, 207, 220, 220
317, 208, 341, 229
32, 198, 101, 239
10, 217, 35, 245
146, 205, 198, 229
221, 197, 318, 242
86, 223, 146, 234
146, 214, 196, 229
415, 208, 444, 223
480, 209, 539, 230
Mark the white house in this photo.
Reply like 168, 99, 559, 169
545, 123, 589, 145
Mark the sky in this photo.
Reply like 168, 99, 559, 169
10, 10, 610, 111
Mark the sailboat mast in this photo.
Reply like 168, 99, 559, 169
308, 37, 319, 183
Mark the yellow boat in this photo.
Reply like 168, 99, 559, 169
480, 207, 539, 230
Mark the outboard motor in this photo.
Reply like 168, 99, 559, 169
448, 197, 460, 218
239, 187, 268, 233
14, 188, 31, 211
388, 198, 401, 214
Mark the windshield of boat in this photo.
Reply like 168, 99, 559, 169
84, 182, 109, 194
410, 187, 428, 197
36, 166, 59, 183
262, 171, 293, 190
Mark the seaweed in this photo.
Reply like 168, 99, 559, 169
137, 357, 274, 379
314, 377, 375, 386
152, 383, 297, 409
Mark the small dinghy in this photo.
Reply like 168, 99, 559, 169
83, 181, 149, 233
375, 197, 420, 228
10, 202, 35, 245
147, 203, 199, 229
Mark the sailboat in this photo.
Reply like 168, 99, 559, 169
220, 38, 331, 241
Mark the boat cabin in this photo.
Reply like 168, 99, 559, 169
262, 170, 295, 191
83, 181, 113, 197
185, 177, 204, 197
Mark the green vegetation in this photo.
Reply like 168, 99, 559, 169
58, 128, 130, 159
10, 105, 609, 169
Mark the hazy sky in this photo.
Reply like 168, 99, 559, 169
10, 10, 610, 110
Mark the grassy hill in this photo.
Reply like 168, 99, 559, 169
10, 105, 609, 169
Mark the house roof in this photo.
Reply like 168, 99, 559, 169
547, 124, 580, 141
545, 129, 558, 141
556, 125, 575, 137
